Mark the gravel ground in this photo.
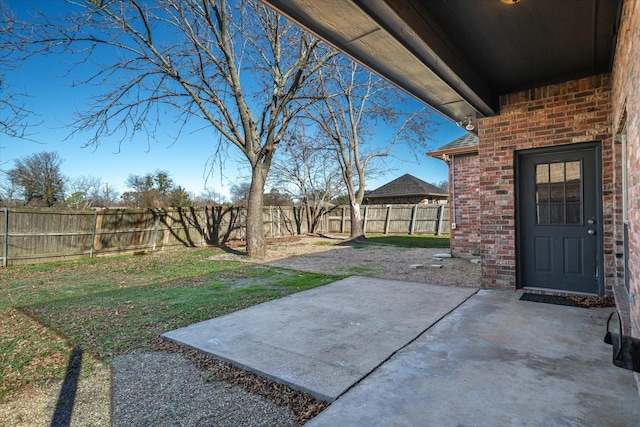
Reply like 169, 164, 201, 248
112, 352, 296, 427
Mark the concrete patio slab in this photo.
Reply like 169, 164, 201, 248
307, 289, 640, 426
161, 276, 478, 402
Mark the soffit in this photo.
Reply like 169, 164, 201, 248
260, 0, 621, 128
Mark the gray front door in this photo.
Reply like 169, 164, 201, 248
518, 143, 602, 294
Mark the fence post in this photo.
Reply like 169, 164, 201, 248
384, 205, 392, 234
322, 209, 327, 233
277, 207, 282, 237
410, 204, 417, 235
326, 207, 330, 233
2, 208, 7, 267
363, 205, 369, 234
239, 208, 243, 240
93, 209, 105, 256
340, 207, 345, 233
201, 206, 206, 247
90, 210, 98, 257
270, 206, 274, 238
436, 204, 446, 236
152, 209, 161, 251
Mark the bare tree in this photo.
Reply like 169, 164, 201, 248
308, 59, 435, 238
124, 173, 159, 208
65, 175, 107, 209
194, 188, 227, 206
435, 179, 449, 192
166, 186, 193, 207
7, 151, 66, 207
17, 0, 335, 256
270, 125, 344, 233
0, 79, 32, 140
0, 170, 20, 206
263, 187, 292, 206
0, 3, 34, 139
124, 170, 185, 208
230, 182, 251, 207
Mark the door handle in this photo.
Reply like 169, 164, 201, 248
588, 229, 595, 235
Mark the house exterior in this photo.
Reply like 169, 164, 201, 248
364, 174, 448, 205
427, 134, 480, 258
261, 0, 640, 385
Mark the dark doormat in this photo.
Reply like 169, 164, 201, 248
519, 293, 587, 307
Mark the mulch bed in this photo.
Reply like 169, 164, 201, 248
520, 293, 616, 308
151, 339, 328, 426
568, 295, 616, 307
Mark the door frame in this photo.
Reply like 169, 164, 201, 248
515, 141, 604, 295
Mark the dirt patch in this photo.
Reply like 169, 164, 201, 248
214, 235, 481, 287
0, 360, 110, 427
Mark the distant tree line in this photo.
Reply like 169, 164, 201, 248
0, 150, 448, 215
0, 150, 294, 209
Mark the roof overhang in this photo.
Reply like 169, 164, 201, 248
261, 0, 495, 128
260, 0, 621, 130
427, 145, 479, 160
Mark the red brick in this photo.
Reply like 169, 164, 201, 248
610, 0, 640, 384
475, 74, 613, 292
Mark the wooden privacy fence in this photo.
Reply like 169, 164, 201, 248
324, 204, 449, 235
0, 204, 448, 266
0, 206, 244, 266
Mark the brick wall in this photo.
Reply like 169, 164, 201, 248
477, 74, 614, 291
450, 153, 480, 257
611, 0, 640, 350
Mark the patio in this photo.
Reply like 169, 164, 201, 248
162, 276, 477, 402
163, 276, 640, 425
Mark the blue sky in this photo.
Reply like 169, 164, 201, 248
1, 0, 466, 199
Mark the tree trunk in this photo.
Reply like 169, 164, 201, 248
246, 166, 267, 258
349, 201, 364, 238
306, 202, 317, 234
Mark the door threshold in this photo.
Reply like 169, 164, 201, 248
522, 287, 600, 297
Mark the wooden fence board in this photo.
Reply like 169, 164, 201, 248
0, 204, 449, 266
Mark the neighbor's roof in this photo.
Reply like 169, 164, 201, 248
366, 174, 447, 198
427, 133, 479, 158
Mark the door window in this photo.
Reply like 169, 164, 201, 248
535, 161, 582, 225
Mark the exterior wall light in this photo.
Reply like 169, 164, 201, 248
458, 116, 475, 131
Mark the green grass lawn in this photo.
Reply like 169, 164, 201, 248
361, 234, 450, 249
0, 247, 343, 401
